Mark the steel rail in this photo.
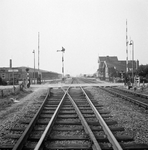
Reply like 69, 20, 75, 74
34, 87, 69, 150
12, 88, 51, 150
102, 87, 148, 109
113, 87, 148, 99
64, 87, 102, 150
81, 87, 123, 150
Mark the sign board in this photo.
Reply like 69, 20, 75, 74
8, 69, 18, 72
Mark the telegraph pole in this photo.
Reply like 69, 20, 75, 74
33, 50, 35, 84
37, 32, 41, 84
38, 32, 40, 74
126, 19, 128, 74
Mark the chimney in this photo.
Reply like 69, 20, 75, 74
10, 59, 12, 68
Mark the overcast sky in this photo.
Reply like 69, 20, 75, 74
0, 0, 148, 76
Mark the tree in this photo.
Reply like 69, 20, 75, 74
136, 64, 148, 78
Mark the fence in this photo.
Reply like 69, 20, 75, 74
0, 85, 23, 97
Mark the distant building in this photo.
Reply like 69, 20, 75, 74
0, 66, 61, 84
97, 56, 139, 81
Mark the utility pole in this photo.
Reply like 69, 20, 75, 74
37, 32, 41, 84
126, 19, 129, 74
38, 32, 40, 75
33, 50, 35, 84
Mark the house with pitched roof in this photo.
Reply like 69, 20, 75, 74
97, 56, 139, 81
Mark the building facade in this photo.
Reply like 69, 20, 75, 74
0, 66, 61, 85
98, 56, 139, 81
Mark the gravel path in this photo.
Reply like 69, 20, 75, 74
86, 87, 148, 144
0, 86, 48, 145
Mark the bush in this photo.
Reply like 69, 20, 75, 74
140, 77, 148, 83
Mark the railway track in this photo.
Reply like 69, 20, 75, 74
99, 86, 148, 109
76, 77, 98, 84
1, 86, 148, 149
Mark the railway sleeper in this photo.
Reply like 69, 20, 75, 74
57, 110, 111, 114
10, 125, 124, 133
55, 119, 117, 126
62, 104, 103, 107
44, 142, 148, 150
5, 131, 132, 142
1, 142, 148, 150
58, 107, 103, 110
45, 142, 148, 150
18, 118, 117, 126
40, 114, 78, 118
47, 134, 134, 142
39, 114, 112, 119
4, 132, 133, 142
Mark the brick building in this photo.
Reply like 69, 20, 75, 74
97, 56, 139, 81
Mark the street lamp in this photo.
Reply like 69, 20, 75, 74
129, 40, 134, 86
57, 47, 65, 80
33, 50, 35, 84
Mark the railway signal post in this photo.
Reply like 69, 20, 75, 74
57, 47, 65, 80
26, 68, 30, 88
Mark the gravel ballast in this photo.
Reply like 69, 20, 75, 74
0, 87, 48, 145
86, 87, 148, 144
0, 85, 148, 146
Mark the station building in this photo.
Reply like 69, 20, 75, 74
0, 60, 61, 84
97, 56, 139, 81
